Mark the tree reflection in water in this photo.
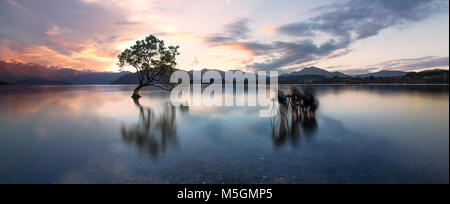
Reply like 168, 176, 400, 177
271, 101, 318, 147
121, 98, 179, 157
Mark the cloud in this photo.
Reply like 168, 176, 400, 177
278, 0, 448, 40
202, 16, 352, 72
372, 56, 449, 71
210, 37, 352, 72
156, 32, 206, 42
206, 18, 252, 44
0, 3, 118, 70
45, 25, 60, 36
227, 0, 448, 72
247, 39, 352, 71
342, 56, 449, 74
114, 21, 144, 26
0, 0, 448, 73
4, 0, 21, 8
262, 26, 278, 33
341, 68, 379, 75
0, 0, 166, 71
191, 56, 200, 67
0, 38, 118, 70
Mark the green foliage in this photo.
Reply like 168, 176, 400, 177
118, 35, 180, 91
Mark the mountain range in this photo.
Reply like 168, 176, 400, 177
112, 69, 244, 84
0, 61, 130, 85
288, 67, 349, 78
357, 70, 408, 78
1, 61, 447, 85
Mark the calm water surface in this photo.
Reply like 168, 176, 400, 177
0, 85, 448, 184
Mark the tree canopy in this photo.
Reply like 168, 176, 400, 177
118, 35, 180, 98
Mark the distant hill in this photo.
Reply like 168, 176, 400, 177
358, 70, 407, 78
279, 74, 327, 84
2, 60, 447, 85
279, 69, 449, 84
405, 69, 449, 78
13, 77, 72, 85
113, 67, 447, 85
112, 69, 244, 84
411, 69, 448, 75
63, 72, 130, 84
0, 61, 130, 84
289, 67, 348, 78
111, 73, 140, 84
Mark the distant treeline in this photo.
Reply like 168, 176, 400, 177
279, 70, 449, 85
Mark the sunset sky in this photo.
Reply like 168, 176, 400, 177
0, 0, 449, 74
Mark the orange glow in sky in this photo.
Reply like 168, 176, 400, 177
0, 0, 448, 74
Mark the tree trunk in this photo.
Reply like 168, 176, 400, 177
132, 84, 144, 99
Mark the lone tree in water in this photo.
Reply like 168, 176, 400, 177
118, 35, 180, 99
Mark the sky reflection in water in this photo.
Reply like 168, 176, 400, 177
0, 85, 448, 184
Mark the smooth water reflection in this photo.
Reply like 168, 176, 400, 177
0, 85, 448, 184
121, 98, 178, 158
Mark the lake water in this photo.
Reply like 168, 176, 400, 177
0, 85, 448, 184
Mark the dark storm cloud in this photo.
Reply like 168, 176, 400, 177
206, 18, 252, 43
